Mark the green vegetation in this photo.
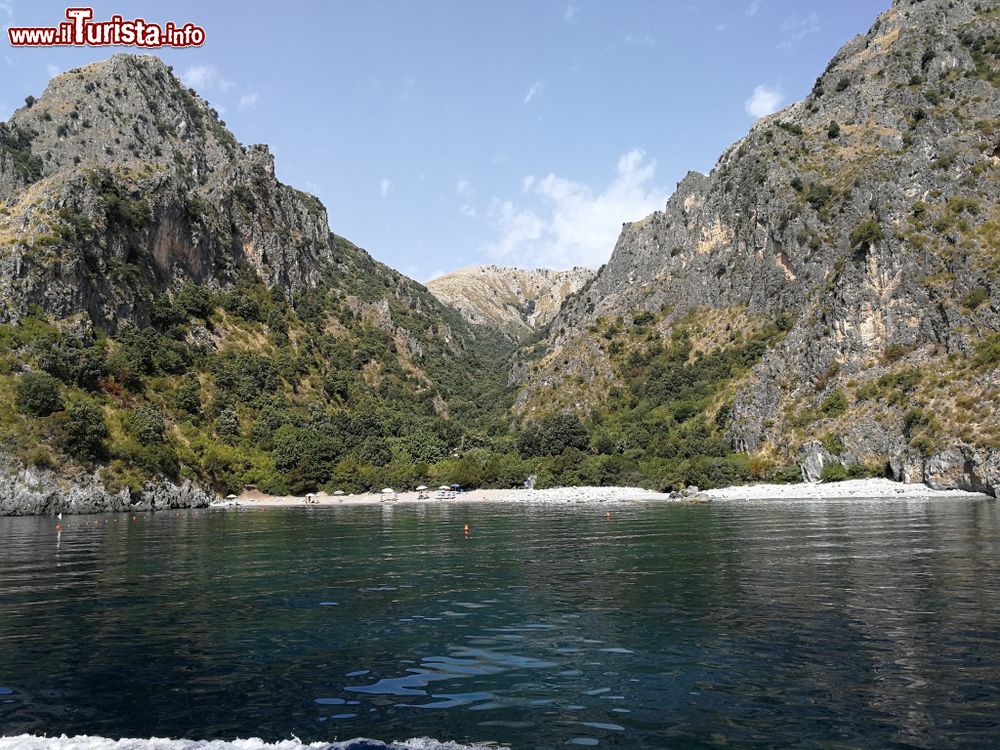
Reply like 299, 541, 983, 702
974, 334, 1000, 369
805, 182, 835, 212
515, 310, 798, 491
958, 28, 1000, 85
850, 216, 884, 251
15, 372, 63, 417
0, 123, 43, 182
961, 286, 989, 309
0, 251, 518, 495
820, 389, 848, 417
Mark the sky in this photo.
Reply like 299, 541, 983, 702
0, 0, 887, 282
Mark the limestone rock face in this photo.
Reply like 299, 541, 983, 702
427, 265, 595, 339
798, 441, 834, 484
0, 453, 215, 516
892, 444, 1000, 496
0, 54, 336, 330
515, 0, 1000, 492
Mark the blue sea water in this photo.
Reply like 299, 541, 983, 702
1, 498, 999, 748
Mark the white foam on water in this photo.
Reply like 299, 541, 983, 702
0, 736, 490, 750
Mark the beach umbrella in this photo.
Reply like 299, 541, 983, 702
451, 483, 461, 489
306, 492, 315, 498
381, 487, 395, 494
438, 485, 450, 490
415, 485, 428, 491
226, 494, 237, 500
333, 490, 345, 496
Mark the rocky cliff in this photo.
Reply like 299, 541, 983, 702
514, 0, 1000, 495
427, 265, 595, 339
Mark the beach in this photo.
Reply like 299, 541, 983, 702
215, 478, 993, 509
698, 477, 991, 501
219, 485, 675, 507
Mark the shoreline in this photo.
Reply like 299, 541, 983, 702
215, 478, 992, 509
699, 477, 990, 501
218, 485, 674, 508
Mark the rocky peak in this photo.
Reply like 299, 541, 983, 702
5, 55, 242, 195
427, 265, 595, 339
0, 54, 340, 328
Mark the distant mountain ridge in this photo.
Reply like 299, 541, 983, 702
427, 265, 595, 339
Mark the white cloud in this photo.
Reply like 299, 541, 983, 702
485, 148, 664, 268
459, 204, 478, 218
522, 175, 536, 192
745, 84, 784, 118
563, 3, 579, 22
624, 33, 655, 46
45, 62, 59, 79
179, 65, 235, 93
746, 0, 762, 16
238, 93, 258, 111
0, 2, 12, 19
379, 178, 392, 198
456, 179, 472, 197
399, 74, 416, 102
777, 12, 820, 49
523, 80, 544, 105
491, 153, 508, 165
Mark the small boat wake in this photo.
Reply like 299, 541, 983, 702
0, 736, 494, 750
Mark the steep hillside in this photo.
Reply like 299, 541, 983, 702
0, 55, 514, 513
427, 265, 594, 339
514, 0, 1000, 494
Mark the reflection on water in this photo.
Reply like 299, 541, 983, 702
1, 499, 1000, 748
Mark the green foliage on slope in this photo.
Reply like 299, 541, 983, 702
0, 265, 516, 495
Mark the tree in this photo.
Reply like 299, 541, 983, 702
62, 401, 108, 461
174, 373, 202, 415
827, 120, 841, 139
132, 405, 165, 444
539, 412, 590, 456
216, 406, 240, 442
175, 282, 214, 319
16, 372, 63, 417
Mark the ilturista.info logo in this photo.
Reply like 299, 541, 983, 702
8, 7, 205, 48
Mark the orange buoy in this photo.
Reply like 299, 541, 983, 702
463, 523, 469, 535
606, 511, 612, 520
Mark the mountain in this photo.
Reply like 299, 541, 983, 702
513, 0, 1000, 494
0, 54, 514, 513
427, 265, 595, 339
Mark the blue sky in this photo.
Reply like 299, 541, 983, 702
1, 0, 887, 282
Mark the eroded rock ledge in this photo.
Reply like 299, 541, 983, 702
0, 455, 215, 516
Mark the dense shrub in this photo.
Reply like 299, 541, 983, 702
61, 401, 108, 461
16, 372, 63, 417
850, 216, 884, 250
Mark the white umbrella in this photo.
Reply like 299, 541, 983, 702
306, 492, 315, 498
333, 490, 345, 496
226, 494, 237, 500
415, 485, 428, 491
381, 487, 395, 494
438, 485, 451, 490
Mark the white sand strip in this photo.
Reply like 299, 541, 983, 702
700, 477, 989, 501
